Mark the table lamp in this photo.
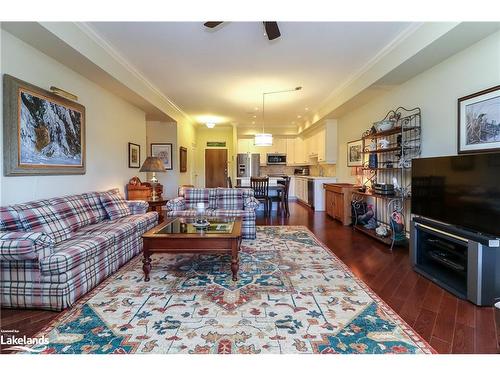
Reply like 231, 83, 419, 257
139, 156, 166, 201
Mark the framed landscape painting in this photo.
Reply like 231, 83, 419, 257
347, 139, 363, 167
3, 75, 85, 175
151, 143, 173, 170
458, 85, 500, 154
128, 142, 141, 168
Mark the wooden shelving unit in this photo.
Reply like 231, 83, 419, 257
352, 107, 422, 250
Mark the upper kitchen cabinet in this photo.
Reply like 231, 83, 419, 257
286, 138, 295, 166
303, 119, 338, 164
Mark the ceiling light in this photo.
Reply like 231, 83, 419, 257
305, 107, 309, 111
253, 115, 257, 118
254, 86, 301, 147
254, 133, 273, 147
206, 122, 216, 128
297, 115, 302, 118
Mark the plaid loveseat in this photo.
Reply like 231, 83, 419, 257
0, 189, 158, 311
166, 187, 259, 239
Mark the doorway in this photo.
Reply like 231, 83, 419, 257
205, 149, 228, 188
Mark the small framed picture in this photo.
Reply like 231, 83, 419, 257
458, 85, 500, 154
347, 139, 363, 167
151, 143, 173, 170
179, 146, 187, 173
128, 142, 141, 168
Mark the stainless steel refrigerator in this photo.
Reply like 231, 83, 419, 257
237, 153, 260, 177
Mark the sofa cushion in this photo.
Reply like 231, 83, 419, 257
216, 188, 244, 210
181, 188, 217, 209
0, 206, 22, 231
166, 210, 198, 218
75, 221, 136, 242
39, 234, 114, 275
0, 231, 54, 261
17, 205, 73, 244
99, 189, 131, 220
165, 197, 186, 211
208, 209, 248, 218
50, 195, 97, 231
111, 212, 158, 234
81, 191, 108, 222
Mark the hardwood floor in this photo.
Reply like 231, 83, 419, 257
1, 202, 498, 354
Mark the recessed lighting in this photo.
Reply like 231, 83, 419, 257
253, 115, 257, 118
305, 107, 309, 111
254, 107, 259, 111
297, 115, 302, 119
252, 121, 255, 125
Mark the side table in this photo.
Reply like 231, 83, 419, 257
146, 199, 168, 223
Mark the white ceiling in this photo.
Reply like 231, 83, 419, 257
88, 22, 414, 127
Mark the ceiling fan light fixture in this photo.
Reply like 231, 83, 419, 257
254, 133, 273, 147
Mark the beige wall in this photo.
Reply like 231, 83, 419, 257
336, 30, 500, 183
176, 118, 197, 187
0, 30, 147, 205
145, 121, 179, 199
195, 126, 235, 187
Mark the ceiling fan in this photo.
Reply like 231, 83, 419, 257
204, 22, 281, 41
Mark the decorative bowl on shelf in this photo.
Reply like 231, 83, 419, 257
373, 120, 395, 132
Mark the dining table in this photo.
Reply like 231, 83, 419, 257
236, 181, 286, 216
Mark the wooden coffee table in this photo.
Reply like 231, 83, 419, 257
141, 216, 242, 282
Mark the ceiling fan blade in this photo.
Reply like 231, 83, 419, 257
264, 21, 281, 40
204, 22, 223, 28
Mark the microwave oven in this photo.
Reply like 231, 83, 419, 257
267, 154, 287, 165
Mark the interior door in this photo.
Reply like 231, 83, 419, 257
205, 149, 228, 188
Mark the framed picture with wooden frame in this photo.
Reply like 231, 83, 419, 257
150, 143, 173, 170
458, 85, 500, 154
179, 146, 187, 173
3, 74, 86, 175
347, 139, 363, 167
128, 142, 141, 168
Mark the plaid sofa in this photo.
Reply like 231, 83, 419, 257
0, 189, 158, 311
166, 187, 259, 239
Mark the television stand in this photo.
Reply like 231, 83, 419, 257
410, 216, 500, 306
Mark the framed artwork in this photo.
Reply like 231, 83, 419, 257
347, 139, 363, 167
151, 143, 173, 170
458, 85, 500, 154
128, 142, 141, 168
179, 146, 187, 173
3, 74, 85, 175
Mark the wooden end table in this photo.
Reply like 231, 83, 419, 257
141, 216, 242, 282
146, 198, 168, 223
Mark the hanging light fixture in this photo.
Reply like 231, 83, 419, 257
254, 86, 302, 147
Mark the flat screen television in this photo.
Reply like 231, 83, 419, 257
412, 153, 500, 237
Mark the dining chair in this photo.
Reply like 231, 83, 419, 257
250, 177, 270, 217
227, 176, 233, 188
273, 176, 291, 217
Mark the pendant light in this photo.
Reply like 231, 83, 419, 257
254, 86, 302, 147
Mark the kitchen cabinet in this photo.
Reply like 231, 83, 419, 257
324, 183, 356, 225
293, 119, 338, 165
294, 177, 308, 203
286, 138, 295, 166
294, 137, 308, 165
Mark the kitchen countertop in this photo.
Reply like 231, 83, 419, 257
293, 175, 337, 180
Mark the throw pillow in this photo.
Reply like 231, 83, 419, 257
50, 195, 97, 231
0, 206, 22, 231
216, 188, 244, 210
99, 189, 131, 220
17, 205, 73, 244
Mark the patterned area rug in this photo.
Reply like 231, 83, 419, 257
29, 226, 434, 354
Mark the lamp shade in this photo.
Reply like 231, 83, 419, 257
254, 133, 273, 147
140, 157, 166, 172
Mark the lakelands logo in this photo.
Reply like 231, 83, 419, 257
1, 330, 49, 353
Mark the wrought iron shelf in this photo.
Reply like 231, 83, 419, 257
363, 146, 417, 154
362, 126, 419, 140
362, 167, 403, 171
352, 224, 393, 246
353, 191, 410, 200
